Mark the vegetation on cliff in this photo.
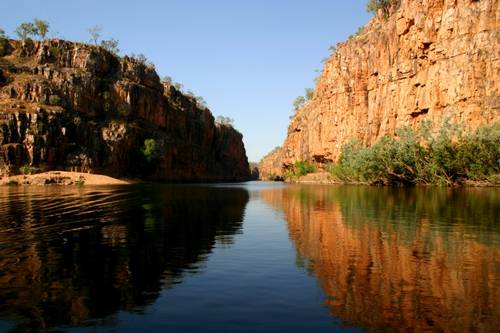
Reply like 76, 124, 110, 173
328, 123, 500, 186
0, 27, 251, 181
366, 0, 399, 17
284, 160, 316, 180
259, 0, 499, 185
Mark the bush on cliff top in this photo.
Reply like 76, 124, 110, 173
366, 0, 399, 17
292, 88, 315, 116
215, 116, 234, 127
328, 122, 500, 186
15, 19, 50, 40
100, 38, 120, 55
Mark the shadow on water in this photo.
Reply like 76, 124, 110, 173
261, 185, 500, 333
0, 184, 249, 332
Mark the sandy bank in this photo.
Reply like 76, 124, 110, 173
1, 171, 132, 186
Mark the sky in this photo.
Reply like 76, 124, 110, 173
1, 0, 372, 162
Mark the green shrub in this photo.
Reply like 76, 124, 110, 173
0, 38, 9, 57
48, 94, 61, 106
305, 88, 314, 100
49, 46, 59, 58
284, 160, 316, 180
293, 96, 306, 111
20, 164, 38, 175
328, 123, 500, 186
7, 180, 19, 186
141, 139, 157, 163
366, 0, 399, 17
100, 38, 120, 55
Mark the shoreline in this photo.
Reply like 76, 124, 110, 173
1, 171, 133, 186
265, 172, 500, 187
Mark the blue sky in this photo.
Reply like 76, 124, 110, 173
1, 0, 372, 161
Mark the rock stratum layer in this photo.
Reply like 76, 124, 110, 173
0, 39, 250, 181
260, 0, 499, 179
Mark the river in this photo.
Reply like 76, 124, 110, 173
0, 182, 498, 332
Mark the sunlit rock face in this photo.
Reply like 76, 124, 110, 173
0, 39, 250, 181
260, 0, 500, 177
262, 186, 500, 332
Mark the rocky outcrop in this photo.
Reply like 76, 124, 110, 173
260, 0, 500, 178
258, 146, 284, 180
0, 39, 251, 181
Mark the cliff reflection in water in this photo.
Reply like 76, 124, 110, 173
0, 185, 248, 332
262, 186, 500, 333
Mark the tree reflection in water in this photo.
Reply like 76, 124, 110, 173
0, 185, 249, 332
262, 185, 500, 333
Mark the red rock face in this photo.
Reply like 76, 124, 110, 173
260, 0, 500, 178
0, 39, 250, 181
261, 186, 500, 332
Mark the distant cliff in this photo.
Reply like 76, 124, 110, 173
0, 39, 250, 181
260, 0, 499, 179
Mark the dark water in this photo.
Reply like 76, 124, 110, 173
0, 183, 498, 333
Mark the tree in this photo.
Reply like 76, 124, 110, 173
100, 38, 120, 54
129, 53, 154, 66
34, 19, 49, 39
162, 75, 173, 85
0, 30, 9, 56
87, 25, 102, 45
15, 22, 37, 40
366, 0, 395, 17
215, 116, 234, 127
134, 53, 147, 63
196, 96, 208, 109
305, 88, 314, 100
293, 96, 306, 110
174, 82, 184, 91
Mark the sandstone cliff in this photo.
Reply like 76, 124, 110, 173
0, 39, 250, 181
260, 0, 499, 179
